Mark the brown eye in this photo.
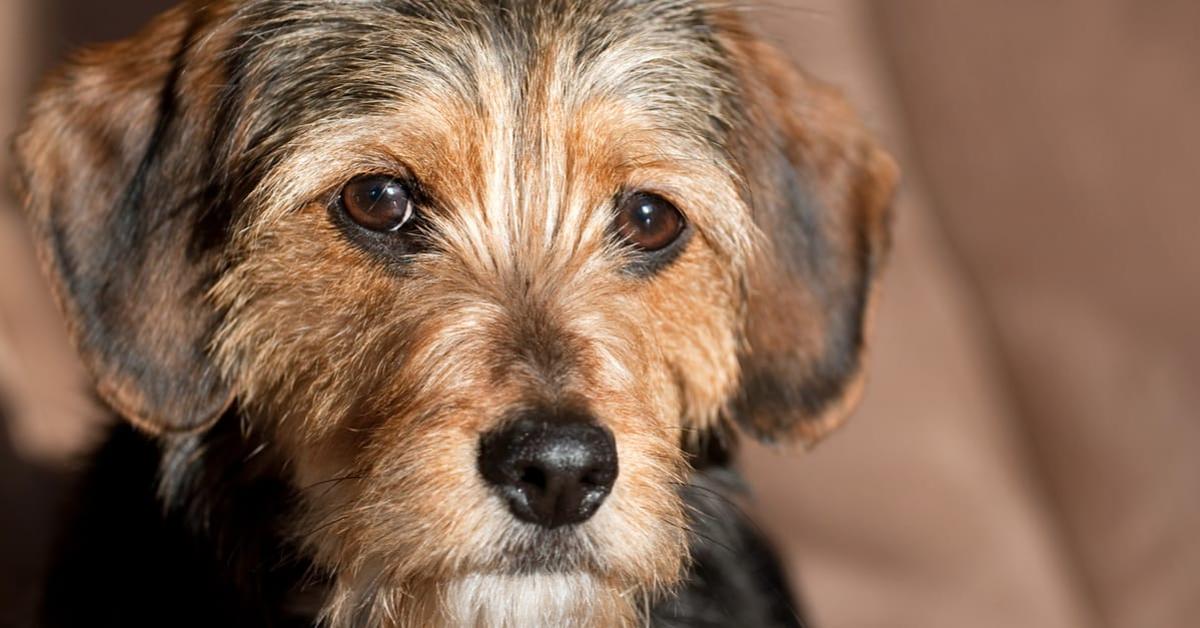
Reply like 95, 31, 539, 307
615, 192, 685, 251
340, 175, 414, 232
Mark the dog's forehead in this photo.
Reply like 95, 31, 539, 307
220, 0, 740, 168
228, 0, 730, 95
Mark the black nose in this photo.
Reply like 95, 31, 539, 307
478, 412, 618, 529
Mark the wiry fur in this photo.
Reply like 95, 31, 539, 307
16, 1, 896, 626
338, 573, 631, 627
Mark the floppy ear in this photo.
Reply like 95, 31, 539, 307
14, 8, 232, 433
726, 34, 899, 446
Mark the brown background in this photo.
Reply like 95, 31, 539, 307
2, 1, 1197, 627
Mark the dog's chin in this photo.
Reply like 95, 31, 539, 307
324, 570, 636, 628
437, 572, 634, 627
320, 530, 650, 627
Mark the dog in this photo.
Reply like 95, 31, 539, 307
15, 1, 896, 626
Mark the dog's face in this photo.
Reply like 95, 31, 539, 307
17, 1, 895, 625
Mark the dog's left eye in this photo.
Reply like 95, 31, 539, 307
340, 175, 414, 232
615, 192, 685, 252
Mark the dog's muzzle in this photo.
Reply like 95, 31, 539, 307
478, 410, 618, 529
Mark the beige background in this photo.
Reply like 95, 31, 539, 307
2, 2, 1198, 627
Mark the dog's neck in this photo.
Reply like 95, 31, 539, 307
158, 413, 328, 621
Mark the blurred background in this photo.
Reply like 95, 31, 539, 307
2, 1, 1197, 627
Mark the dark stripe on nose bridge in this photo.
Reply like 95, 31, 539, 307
497, 294, 580, 391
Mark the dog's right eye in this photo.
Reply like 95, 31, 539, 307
615, 192, 686, 252
340, 175, 414, 232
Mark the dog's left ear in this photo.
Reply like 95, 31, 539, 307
14, 9, 233, 434
722, 32, 899, 446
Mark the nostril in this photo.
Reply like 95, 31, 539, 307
518, 464, 547, 490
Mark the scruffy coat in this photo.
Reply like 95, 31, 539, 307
17, 1, 895, 626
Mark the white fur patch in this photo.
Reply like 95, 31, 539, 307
440, 573, 623, 628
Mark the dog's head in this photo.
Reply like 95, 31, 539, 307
17, 1, 895, 624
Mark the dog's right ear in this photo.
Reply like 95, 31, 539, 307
14, 8, 233, 434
